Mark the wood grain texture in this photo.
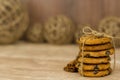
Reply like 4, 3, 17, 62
22, 0, 120, 26
72, 0, 103, 27
103, 0, 120, 17
22, 0, 72, 22
0, 42, 119, 80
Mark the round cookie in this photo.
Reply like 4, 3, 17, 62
79, 43, 113, 51
76, 62, 110, 71
77, 35, 112, 45
78, 57, 111, 64
64, 60, 78, 72
79, 68, 112, 77
79, 48, 115, 57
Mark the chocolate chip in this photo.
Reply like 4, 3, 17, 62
86, 54, 90, 57
67, 64, 73, 67
94, 65, 99, 70
108, 57, 111, 61
106, 51, 110, 56
101, 75, 105, 77
93, 70, 98, 74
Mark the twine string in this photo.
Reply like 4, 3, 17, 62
80, 26, 117, 76
80, 36, 91, 76
111, 38, 116, 71
80, 39, 85, 76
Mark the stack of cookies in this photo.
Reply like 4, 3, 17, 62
76, 35, 115, 77
64, 34, 115, 77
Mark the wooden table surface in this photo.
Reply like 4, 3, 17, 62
0, 42, 119, 80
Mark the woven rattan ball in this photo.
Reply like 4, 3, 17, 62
99, 17, 120, 47
44, 15, 74, 44
0, 0, 29, 44
25, 23, 44, 43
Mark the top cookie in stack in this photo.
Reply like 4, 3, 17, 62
76, 35, 115, 77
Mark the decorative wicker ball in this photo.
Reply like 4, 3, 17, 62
44, 15, 74, 44
99, 17, 120, 47
25, 23, 44, 43
0, 0, 29, 44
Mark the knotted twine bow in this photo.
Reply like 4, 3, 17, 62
80, 26, 118, 76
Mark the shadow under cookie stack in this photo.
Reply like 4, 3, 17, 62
64, 27, 115, 77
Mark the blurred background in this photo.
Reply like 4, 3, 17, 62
0, 0, 119, 79
0, 0, 120, 45
21, 0, 120, 46
23, 0, 120, 26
